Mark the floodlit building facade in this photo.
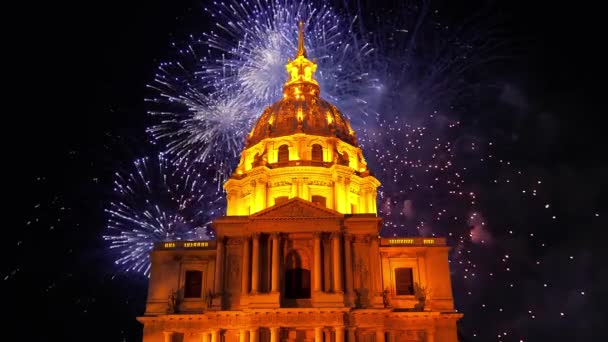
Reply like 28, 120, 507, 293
138, 22, 462, 342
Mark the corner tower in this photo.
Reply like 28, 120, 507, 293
225, 21, 380, 216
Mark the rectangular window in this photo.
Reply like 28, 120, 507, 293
394, 267, 414, 295
275, 196, 288, 205
184, 270, 203, 298
311, 195, 326, 207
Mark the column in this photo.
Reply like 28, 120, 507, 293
211, 330, 220, 342
270, 327, 280, 342
271, 233, 280, 292
163, 332, 174, 342
375, 329, 385, 342
344, 178, 351, 213
347, 328, 356, 342
335, 327, 345, 342
426, 328, 435, 342
200, 332, 210, 342
314, 327, 323, 342
331, 232, 343, 293
241, 235, 250, 294
313, 232, 322, 292
249, 328, 259, 342
214, 237, 225, 294
324, 329, 331, 342
239, 329, 248, 342
251, 232, 260, 293
386, 331, 395, 342
344, 233, 354, 302
370, 236, 381, 294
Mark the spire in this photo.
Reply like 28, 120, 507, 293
296, 20, 307, 57
284, 22, 318, 91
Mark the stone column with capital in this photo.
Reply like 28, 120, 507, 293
324, 329, 331, 342
313, 232, 322, 292
214, 237, 225, 295
347, 328, 356, 342
239, 329, 248, 342
331, 232, 343, 293
249, 328, 259, 342
344, 177, 351, 212
370, 235, 382, 296
163, 331, 174, 342
271, 233, 281, 292
241, 235, 251, 294
211, 330, 220, 342
344, 233, 354, 304
335, 327, 345, 342
375, 329, 385, 342
426, 328, 435, 342
269, 327, 280, 342
201, 332, 210, 342
251, 233, 260, 293
314, 327, 323, 342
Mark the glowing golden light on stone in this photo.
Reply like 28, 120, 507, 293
224, 21, 379, 216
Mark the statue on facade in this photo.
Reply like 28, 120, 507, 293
382, 288, 391, 308
167, 289, 178, 314
413, 282, 429, 311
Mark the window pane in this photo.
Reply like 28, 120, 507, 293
275, 196, 288, 205
394, 268, 414, 295
278, 145, 289, 163
184, 270, 203, 298
311, 195, 326, 207
311, 144, 323, 162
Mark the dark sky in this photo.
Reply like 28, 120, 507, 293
7, 0, 605, 341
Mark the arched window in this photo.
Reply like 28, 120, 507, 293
311, 144, 323, 162
340, 151, 349, 166
251, 152, 260, 168
278, 144, 289, 163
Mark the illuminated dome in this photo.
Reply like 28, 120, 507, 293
246, 22, 356, 148
225, 22, 379, 216
246, 84, 357, 148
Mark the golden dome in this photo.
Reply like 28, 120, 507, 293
245, 21, 357, 148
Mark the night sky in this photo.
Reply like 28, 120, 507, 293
7, 0, 605, 341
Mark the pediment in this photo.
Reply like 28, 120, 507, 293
251, 197, 343, 219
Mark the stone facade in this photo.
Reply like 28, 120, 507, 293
137, 22, 462, 342
138, 199, 462, 342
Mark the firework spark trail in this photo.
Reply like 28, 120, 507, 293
103, 153, 222, 275
202, 0, 381, 110
147, 0, 382, 182
135, 1, 574, 340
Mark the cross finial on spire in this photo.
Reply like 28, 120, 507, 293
297, 20, 306, 57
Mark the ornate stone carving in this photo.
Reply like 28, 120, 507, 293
269, 180, 292, 188
227, 237, 245, 245
257, 200, 336, 218
308, 179, 330, 186
344, 233, 354, 242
